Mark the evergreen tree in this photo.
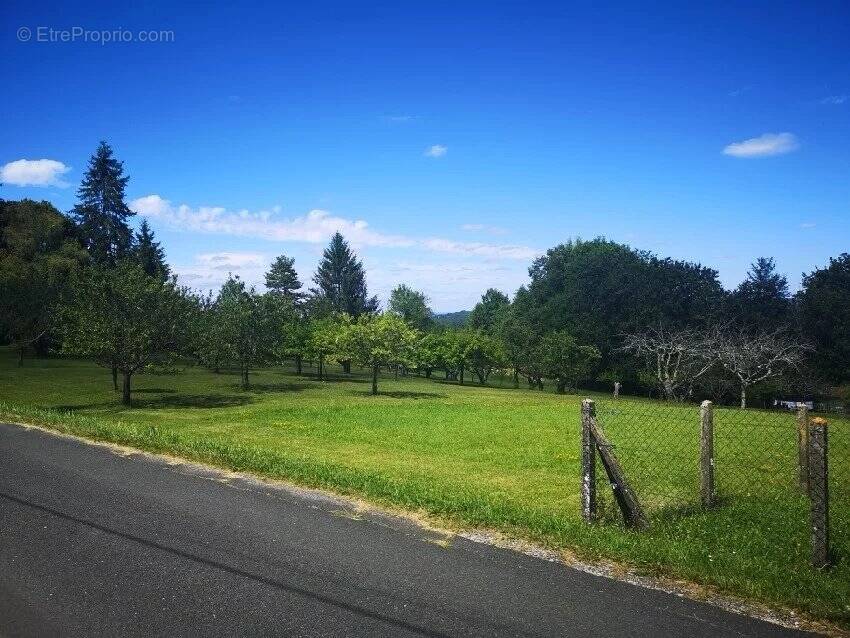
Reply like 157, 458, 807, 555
311, 232, 378, 318
133, 219, 169, 280
265, 254, 303, 301
72, 141, 135, 264
729, 257, 791, 331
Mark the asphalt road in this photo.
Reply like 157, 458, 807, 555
0, 423, 813, 637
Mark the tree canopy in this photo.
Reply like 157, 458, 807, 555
797, 253, 850, 383
311, 232, 378, 317
0, 199, 87, 362
265, 254, 303, 302
133, 219, 169, 280
388, 284, 433, 331
468, 288, 510, 333
61, 261, 192, 405
72, 141, 135, 264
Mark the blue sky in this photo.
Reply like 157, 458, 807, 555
2, 1, 849, 311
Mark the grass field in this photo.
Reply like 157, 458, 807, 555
1, 349, 848, 627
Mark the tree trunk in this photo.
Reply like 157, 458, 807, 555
740, 386, 747, 409
241, 365, 250, 389
295, 355, 302, 375
121, 371, 132, 407
18, 346, 24, 367
556, 379, 566, 394
372, 364, 379, 395
112, 366, 119, 391
342, 360, 351, 374
537, 377, 544, 391
318, 354, 324, 381
394, 365, 398, 380
425, 368, 432, 379
662, 378, 674, 401
35, 334, 50, 357
459, 366, 464, 385
513, 368, 519, 389
445, 369, 450, 380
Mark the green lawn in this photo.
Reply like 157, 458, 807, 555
1, 349, 848, 627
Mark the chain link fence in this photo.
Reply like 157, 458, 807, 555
585, 399, 848, 566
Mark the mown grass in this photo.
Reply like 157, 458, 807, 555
1, 349, 848, 627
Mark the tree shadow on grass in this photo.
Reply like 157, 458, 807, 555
351, 390, 448, 399
136, 393, 255, 409
56, 393, 254, 412
301, 374, 371, 384
240, 382, 313, 394
133, 388, 177, 394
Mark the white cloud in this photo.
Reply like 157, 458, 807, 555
820, 95, 847, 105
722, 132, 799, 158
0, 159, 71, 187
130, 195, 413, 248
174, 252, 271, 291
130, 194, 537, 261
195, 252, 267, 269
422, 238, 538, 260
460, 223, 508, 236
367, 259, 526, 313
424, 144, 447, 158
800, 222, 817, 229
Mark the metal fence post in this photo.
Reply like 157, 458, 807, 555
797, 405, 810, 493
808, 416, 830, 569
700, 400, 715, 508
581, 399, 597, 522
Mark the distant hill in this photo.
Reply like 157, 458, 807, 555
433, 310, 470, 327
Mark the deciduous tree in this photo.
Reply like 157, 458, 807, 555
0, 199, 87, 364
214, 276, 292, 388
61, 261, 192, 406
388, 284, 433, 331
711, 327, 810, 409
797, 253, 850, 383
620, 325, 715, 401
468, 288, 510, 333
539, 331, 601, 393
340, 314, 418, 394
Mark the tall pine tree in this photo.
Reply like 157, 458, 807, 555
311, 232, 378, 318
72, 141, 134, 264
133, 219, 170, 280
728, 257, 791, 331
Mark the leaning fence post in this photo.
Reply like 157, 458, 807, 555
700, 400, 715, 508
797, 405, 810, 493
580, 399, 597, 522
808, 416, 830, 568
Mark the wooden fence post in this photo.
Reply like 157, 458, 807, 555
797, 405, 810, 493
588, 417, 649, 530
700, 400, 715, 508
580, 399, 597, 522
808, 417, 830, 569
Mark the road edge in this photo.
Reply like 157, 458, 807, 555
1, 419, 844, 637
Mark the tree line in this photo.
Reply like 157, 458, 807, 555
1, 141, 848, 408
